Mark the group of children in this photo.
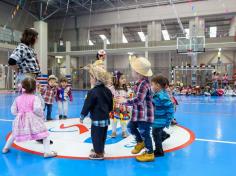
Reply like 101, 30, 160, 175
80, 56, 177, 161
2, 75, 73, 158
2, 51, 177, 162
40, 75, 73, 120
175, 84, 236, 96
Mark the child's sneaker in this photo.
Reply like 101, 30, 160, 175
111, 132, 117, 138
44, 151, 57, 158
154, 150, 164, 157
89, 153, 104, 160
59, 115, 63, 120
36, 139, 54, 145
122, 132, 128, 138
136, 152, 155, 162
63, 115, 67, 119
162, 133, 170, 142
171, 118, 178, 125
2, 148, 9, 154
131, 141, 145, 154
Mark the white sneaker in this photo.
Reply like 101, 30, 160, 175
2, 148, 9, 154
44, 151, 57, 158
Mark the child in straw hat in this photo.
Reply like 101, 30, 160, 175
122, 56, 155, 162
80, 63, 113, 160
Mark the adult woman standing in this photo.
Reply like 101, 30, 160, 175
8, 28, 40, 83
93, 50, 106, 70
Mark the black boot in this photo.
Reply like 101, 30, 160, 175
59, 115, 63, 120
154, 150, 164, 157
63, 115, 67, 119
162, 132, 170, 142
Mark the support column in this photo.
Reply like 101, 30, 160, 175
34, 21, 48, 74
65, 41, 71, 75
53, 42, 57, 52
147, 21, 162, 42
79, 28, 89, 46
189, 17, 205, 37
229, 16, 236, 37
230, 17, 236, 73
111, 24, 123, 44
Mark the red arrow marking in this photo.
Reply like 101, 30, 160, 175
60, 123, 89, 134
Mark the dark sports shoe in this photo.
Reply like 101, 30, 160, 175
162, 133, 170, 142
154, 150, 164, 157
36, 139, 53, 145
59, 115, 63, 120
171, 119, 178, 125
89, 153, 104, 160
63, 115, 67, 119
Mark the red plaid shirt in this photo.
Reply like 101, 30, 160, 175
126, 78, 154, 123
41, 85, 57, 104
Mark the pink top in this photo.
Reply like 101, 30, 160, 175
11, 93, 47, 142
11, 94, 44, 119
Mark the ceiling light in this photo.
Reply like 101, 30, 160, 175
88, 40, 94, 46
185, 28, 190, 38
138, 32, 146, 42
99, 34, 110, 44
162, 30, 170, 40
123, 34, 128, 43
209, 26, 217, 38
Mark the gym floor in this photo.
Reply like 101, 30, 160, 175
0, 91, 236, 176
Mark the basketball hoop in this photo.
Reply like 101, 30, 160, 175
177, 36, 205, 54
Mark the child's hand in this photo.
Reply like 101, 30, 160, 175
116, 97, 126, 104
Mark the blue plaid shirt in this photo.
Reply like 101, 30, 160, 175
92, 120, 110, 127
80, 115, 110, 127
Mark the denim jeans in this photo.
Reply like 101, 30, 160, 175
152, 127, 164, 154
44, 103, 52, 120
128, 121, 153, 153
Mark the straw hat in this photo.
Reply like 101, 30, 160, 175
83, 63, 108, 84
129, 56, 153, 77
48, 75, 58, 81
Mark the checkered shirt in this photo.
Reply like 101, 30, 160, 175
41, 85, 57, 104
126, 78, 154, 123
92, 120, 110, 127
9, 43, 40, 74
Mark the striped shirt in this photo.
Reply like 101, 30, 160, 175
152, 90, 174, 128
126, 78, 154, 123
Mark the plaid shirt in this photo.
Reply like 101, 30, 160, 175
92, 120, 110, 127
41, 85, 57, 104
9, 43, 40, 74
126, 78, 154, 123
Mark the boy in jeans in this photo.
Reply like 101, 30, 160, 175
124, 56, 155, 162
41, 75, 58, 121
80, 63, 113, 160
151, 75, 174, 157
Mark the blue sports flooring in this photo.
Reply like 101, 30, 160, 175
1, 91, 236, 176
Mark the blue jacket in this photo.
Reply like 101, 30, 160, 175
81, 83, 113, 121
152, 90, 174, 128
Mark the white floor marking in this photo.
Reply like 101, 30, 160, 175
196, 138, 236, 145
